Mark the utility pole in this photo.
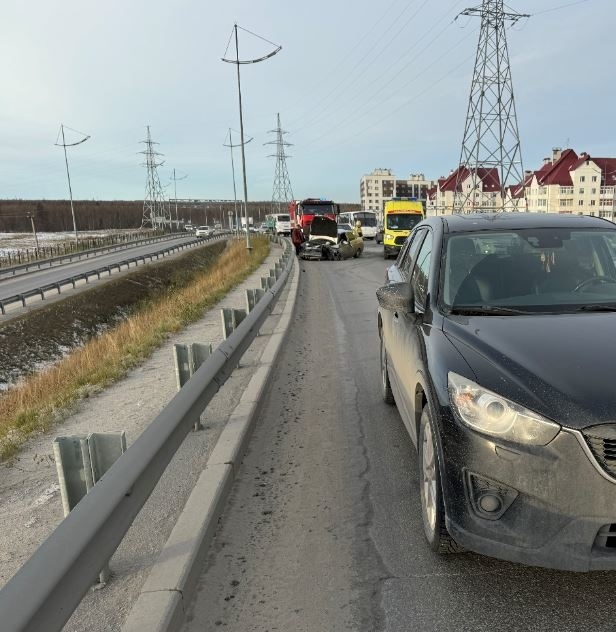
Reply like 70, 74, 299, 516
140, 126, 169, 230
223, 128, 253, 237
170, 169, 188, 229
453, 0, 529, 213
265, 113, 294, 214
27, 213, 40, 253
55, 124, 90, 242
222, 24, 281, 248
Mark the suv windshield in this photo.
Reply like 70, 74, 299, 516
442, 228, 616, 313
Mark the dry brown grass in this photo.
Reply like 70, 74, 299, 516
0, 236, 270, 460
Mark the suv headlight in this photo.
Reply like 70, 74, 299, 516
448, 372, 560, 445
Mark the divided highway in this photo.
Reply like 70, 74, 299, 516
180, 240, 616, 632
0, 234, 202, 313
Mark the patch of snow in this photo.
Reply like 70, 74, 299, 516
31, 483, 60, 508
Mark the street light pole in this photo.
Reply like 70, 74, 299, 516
55, 124, 90, 242
170, 169, 187, 229
222, 24, 281, 248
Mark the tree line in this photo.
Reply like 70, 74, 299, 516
0, 199, 361, 232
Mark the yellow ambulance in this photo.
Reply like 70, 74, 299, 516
382, 198, 424, 259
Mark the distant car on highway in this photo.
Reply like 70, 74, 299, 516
377, 212, 616, 571
184, 223, 194, 232
195, 225, 214, 238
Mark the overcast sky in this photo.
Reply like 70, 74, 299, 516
0, 0, 612, 203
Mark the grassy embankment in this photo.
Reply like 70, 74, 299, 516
0, 236, 270, 461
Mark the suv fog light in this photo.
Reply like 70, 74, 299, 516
466, 471, 518, 521
478, 493, 502, 514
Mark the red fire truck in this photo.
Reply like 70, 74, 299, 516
289, 198, 339, 235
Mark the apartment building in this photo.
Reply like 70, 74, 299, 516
426, 148, 616, 217
426, 166, 501, 215
360, 169, 434, 218
359, 168, 395, 213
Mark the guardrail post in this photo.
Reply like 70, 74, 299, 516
173, 343, 212, 430
245, 288, 266, 315
220, 308, 247, 340
53, 432, 126, 586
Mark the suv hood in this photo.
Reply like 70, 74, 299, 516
309, 217, 337, 243
443, 312, 616, 428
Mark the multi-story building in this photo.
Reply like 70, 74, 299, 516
507, 148, 616, 216
360, 168, 395, 214
427, 148, 616, 217
360, 169, 435, 220
426, 167, 501, 215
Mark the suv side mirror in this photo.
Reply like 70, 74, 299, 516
376, 282, 414, 314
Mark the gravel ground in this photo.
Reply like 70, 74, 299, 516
0, 240, 290, 631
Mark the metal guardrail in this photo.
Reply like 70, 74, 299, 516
0, 232, 191, 280
0, 233, 232, 315
0, 237, 291, 632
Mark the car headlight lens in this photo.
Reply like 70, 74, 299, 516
448, 372, 560, 445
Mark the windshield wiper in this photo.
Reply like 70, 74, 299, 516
575, 304, 616, 312
449, 305, 534, 316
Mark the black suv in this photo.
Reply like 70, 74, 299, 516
377, 212, 616, 571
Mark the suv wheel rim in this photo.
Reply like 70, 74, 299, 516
422, 421, 437, 532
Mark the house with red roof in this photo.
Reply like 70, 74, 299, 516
507, 148, 616, 216
429, 148, 616, 216
427, 166, 502, 215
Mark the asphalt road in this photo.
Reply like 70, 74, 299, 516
181, 239, 616, 632
0, 234, 198, 301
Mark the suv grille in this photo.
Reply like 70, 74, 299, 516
582, 424, 616, 477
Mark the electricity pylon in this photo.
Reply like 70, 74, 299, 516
140, 126, 169, 229
55, 124, 90, 242
453, 0, 529, 213
265, 113, 294, 214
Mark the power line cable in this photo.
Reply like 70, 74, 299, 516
301, 26, 478, 150
533, 0, 591, 15
295, 0, 463, 137
288, 0, 423, 130
303, 49, 477, 157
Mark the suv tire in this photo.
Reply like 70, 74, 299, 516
418, 405, 464, 554
380, 336, 395, 405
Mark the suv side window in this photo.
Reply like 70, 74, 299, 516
399, 229, 426, 280
410, 231, 433, 310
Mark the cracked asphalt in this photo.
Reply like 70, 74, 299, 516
181, 241, 616, 632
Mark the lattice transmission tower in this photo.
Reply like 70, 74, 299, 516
140, 126, 170, 229
454, 0, 529, 213
265, 113, 294, 213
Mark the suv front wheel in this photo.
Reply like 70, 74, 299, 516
380, 335, 395, 405
418, 405, 464, 554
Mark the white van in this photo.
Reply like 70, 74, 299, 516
273, 213, 291, 236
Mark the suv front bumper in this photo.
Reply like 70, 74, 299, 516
439, 417, 616, 571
